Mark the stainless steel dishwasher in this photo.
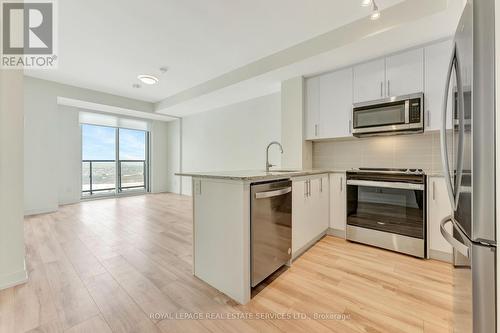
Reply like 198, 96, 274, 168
251, 179, 292, 287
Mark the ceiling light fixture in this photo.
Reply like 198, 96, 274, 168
137, 74, 159, 85
361, 0, 372, 7
370, 1, 380, 20
132, 83, 141, 89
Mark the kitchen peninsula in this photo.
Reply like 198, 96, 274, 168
176, 169, 332, 304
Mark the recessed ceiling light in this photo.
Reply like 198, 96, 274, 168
137, 74, 159, 85
361, 0, 372, 7
159, 67, 169, 74
132, 83, 141, 88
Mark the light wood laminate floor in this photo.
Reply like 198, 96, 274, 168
0, 193, 453, 333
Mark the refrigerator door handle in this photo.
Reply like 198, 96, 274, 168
440, 45, 456, 209
454, 46, 466, 208
440, 43, 465, 210
440, 216, 470, 258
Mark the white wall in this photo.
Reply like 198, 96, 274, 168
166, 119, 181, 193
150, 120, 170, 193
0, 69, 27, 289
24, 77, 168, 214
178, 93, 281, 195
281, 77, 312, 169
57, 106, 82, 205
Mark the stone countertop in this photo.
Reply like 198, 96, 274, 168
175, 169, 342, 181
176, 169, 443, 181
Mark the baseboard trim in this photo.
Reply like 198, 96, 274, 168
429, 249, 453, 263
0, 260, 28, 291
327, 228, 346, 239
24, 207, 57, 216
292, 230, 327, 262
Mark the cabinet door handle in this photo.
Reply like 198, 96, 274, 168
315, 124, 319, 137
432, 181, 436, 201
380, 82, 383, 97
308, 180, 311, 197
349, 119, 352, 134
340, 177, 343, 192
387, 80, 391, 96
304, 181, 307, 198
320, 178, 323, 192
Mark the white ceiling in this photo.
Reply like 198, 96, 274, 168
155, 0, 463, 116
25, 0, 405, 103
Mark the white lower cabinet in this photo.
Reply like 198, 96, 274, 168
427, 176, 453, 260
292, 174, 329, 257
329, 173, 346, 236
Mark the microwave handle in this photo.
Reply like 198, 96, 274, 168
404, 100, 409, 123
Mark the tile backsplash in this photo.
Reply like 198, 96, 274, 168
313, 132, 447, 173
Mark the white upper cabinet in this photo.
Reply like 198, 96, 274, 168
385, 48, 424, 97
303, 40, 447, 140
424, 39, 453, 131
319, 68, 353, 139
353, 58, 385, 103
305, 77, 320, 140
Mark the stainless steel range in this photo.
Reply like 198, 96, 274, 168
346, 168, 426, 258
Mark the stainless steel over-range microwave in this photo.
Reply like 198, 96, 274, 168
351, 93, 424, 137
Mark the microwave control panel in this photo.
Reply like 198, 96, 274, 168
409, 98, 422, 123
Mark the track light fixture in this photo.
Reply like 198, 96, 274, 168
361, 0, 380, 20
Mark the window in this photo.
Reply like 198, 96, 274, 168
81, 124, 149, 197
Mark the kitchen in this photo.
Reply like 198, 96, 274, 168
0, 0, 498, 332
178, 0, 496, 331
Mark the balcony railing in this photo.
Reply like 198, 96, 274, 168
82, 159, 146, 196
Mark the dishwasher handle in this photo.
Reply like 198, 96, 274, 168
255, 187, 292, 199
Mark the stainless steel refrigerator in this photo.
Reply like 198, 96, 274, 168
439, 0, 496, 332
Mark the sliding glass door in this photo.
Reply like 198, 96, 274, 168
82, 124, 149, 197
118, 128, 147, 193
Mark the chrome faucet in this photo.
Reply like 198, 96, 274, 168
265, 141, 284, 172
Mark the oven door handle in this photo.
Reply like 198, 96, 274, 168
440, 216, 470, 258
346, 179, 424, 190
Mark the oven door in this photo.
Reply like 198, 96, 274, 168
346, 180, 425, 239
